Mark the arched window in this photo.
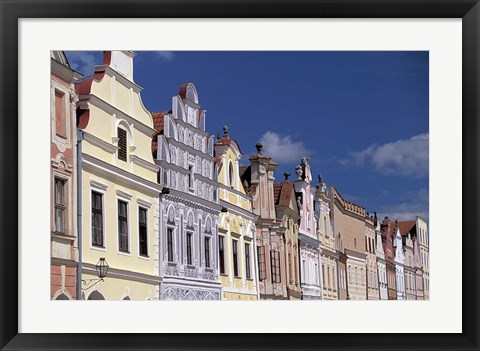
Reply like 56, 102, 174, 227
228, 161, 234, 189
87, 291, 105, 300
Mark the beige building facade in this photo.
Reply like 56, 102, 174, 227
76, 51, 161, 300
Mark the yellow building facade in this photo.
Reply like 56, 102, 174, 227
215, 127, 258, 300
76, 51, 162, 300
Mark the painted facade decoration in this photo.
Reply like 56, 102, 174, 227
273, 173, 302, 300
314, 175, 338, 300
241, 143, 287, 299
76, 51, 161, 300
152, 83, 222, 300
413, 233, 425, 300
331, 186, 367, 300
51, 51, 82, 300
393, 224, 406, 300
294, 158, 322, 300
214, 127, 257, 300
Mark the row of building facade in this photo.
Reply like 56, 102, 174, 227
51, 50, 430, 300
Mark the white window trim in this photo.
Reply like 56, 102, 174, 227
166, 225, 176, 263
116, 195, 131, 256
204, 234, 212, 269
185, 229, 195, 266
90, 184, 107, 252
52, 171, 70, 235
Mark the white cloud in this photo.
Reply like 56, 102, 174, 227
340, 133, 428, 178
65, 51, 98, 76
259, 131, 310, 164
155, 51, 174, 62
378, 187, 429, 221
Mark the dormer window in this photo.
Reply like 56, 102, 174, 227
117, 127, 127, 162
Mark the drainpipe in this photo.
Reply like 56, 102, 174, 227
76, 129, 84, 300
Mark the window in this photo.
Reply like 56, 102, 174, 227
91, 191, 103, 247
315, 263, 319, 285
205, 236, 211, 268
139, 207, 148, 257
186, 232, 193, 265
229, 161, 234, 188
167, 228, 174, 262
232, 239, 239, 277
117, 127, 127, 161
118, 200, 129, 252
271, 250, 281, 283
257, 246, 266, 280
55, 90, 66, 137
219, 236, 225, 274
354, 238, 357, 248
327, 266, 330, 288
54, 178, 66, 234
245, 243, 251, 279
188, 165, 194, 189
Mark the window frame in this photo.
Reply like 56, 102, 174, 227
91, 190, 105, 249
232, 239, 239, 277
167, 226, 175, 263
117, 199, 130, 254
270, 249, 281, 284
138, 206, 148, 258
186, 231, 194, 266
245, 242, 251, 279
219, 235, 226, 274
53, 177, 66, 234
204, 236, 211, 269
257, 246, 266, 281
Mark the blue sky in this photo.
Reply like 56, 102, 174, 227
66, 51, 429, 221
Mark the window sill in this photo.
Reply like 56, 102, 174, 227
51, 232, 76, 240
138, 254, 150, 260
91, 245, 106, 252
118, 250, 131, 257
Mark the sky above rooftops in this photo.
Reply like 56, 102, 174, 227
66, 50, 429, 222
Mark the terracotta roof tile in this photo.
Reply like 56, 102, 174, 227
273, 183, 282, 205
397, 220, 416, 236
151, 110, 170, 157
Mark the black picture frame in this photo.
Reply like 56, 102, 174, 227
1, 1, 478, 350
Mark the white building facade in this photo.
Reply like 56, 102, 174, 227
153, 83, 222, 300
294, 158, 322, 300
394, 226, 406, 300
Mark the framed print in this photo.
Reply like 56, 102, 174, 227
1, 0, 479, 350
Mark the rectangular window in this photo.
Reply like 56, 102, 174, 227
91, 191, 103, 247
167, 228, 174, 262
54, 178, 66, 234
294, 253, 298, 284
186, 232, 193, 265
232, 239, 239, 277
117, 127, 127, 161
139, 207, 148, 257
257, 246, 266, 281
245, 243, 251, 279
219, 236, 225, 274
118, 200, 129, 252
205, 236, 211, 268
271, 250, 281, 283
188, 165, 194, 189
55, 90, 66, 137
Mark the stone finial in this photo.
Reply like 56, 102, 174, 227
301, 156, 310, 165
255, 143, 263, 154
318, 174, 323, 184
374, 211, 377, 219
216, 131, 221, 141
295, 164, 303, 180
284, 172, 291, 180
223, 125, 229, 138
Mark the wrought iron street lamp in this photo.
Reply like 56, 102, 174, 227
82, 258, 109, 290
